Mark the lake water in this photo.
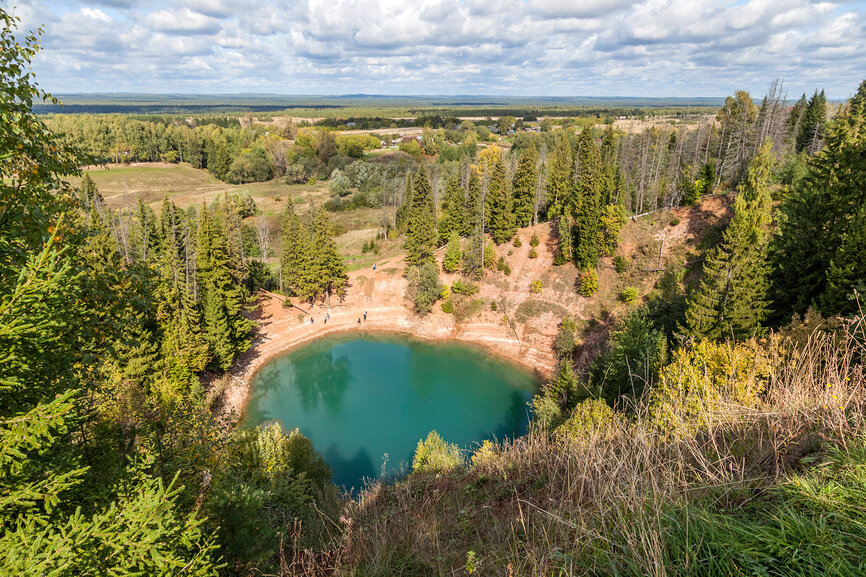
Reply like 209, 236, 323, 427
243, 334, 538, 491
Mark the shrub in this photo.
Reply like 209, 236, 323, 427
649, 338, 772, 437
440, 284, 451, 300
441, 299, 454, 314
530, 279, 543, 294
452, 296, 483, 321
274, 195, 281, 202
496, 256, 511, 276
613, 255, 629, 273
513, 236, 523, 248
490, 300, 498, 312
619, 286, 639, 304
530, 233, 540, 247
411, 431, 462, 474
407, 262, 442, 315
470, 439, 500, 469
669, 217, 681, 227
553, 318, 577, 360
529, 393, 563, 430
451, 279, 479, 296
443, 232, 462, 273
592, 309, 667, 405
557, 399, 617, 441
528, 247, 538, 259
577, 269, 599, 297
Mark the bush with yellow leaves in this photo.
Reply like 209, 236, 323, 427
649, 338, 773, 437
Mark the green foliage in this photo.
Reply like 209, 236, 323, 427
529, 232, 540, 247
577, 269, 599, 297
528, 247, 538, 259
438, 175, 466, 245
486, 158, 515, 244
553, 216, 573, 265
619, 286, 639, 303
572, 129, 604, 268
649, 338, 770, 436
451, 279, 479, 296
593, 309, 667, 406
512, 145, 538, 227
404, 169, 438, 267
207, 423, 335, 570
441, 299, 454, 314
442, 231, 462, 273
796, 89, 828, 153
407, 262, 442, 315
686, 141, 773, 341
411, 431, 462, 474
512, 235, 522, 247
329, 168, 351, 196
771, 81, 866, 319
553, 318, 576, 360
0, 13, 221, 574
598, 203, 627, 257
529, 393, 564, 430
662, 443, 866, 576
613, 255, 629, 273
556, 399, 617, 441
530, 279, 543, 294
545, 134, 573, 219
496, 256, 511, 276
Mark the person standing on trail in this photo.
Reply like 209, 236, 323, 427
363, 311, 367, 322
357, 318, 361, 325
310, 317, 314, 324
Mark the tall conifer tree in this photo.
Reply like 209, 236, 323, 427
685, 141, 774, 340
512, 145, 538, 228
404, 169, 438, 267
487, 158, 515, 244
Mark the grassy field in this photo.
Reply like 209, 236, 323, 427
79, 162, 392, 255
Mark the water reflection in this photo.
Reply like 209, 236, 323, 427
244, 334, 538, 492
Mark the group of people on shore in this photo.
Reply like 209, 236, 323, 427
307, 309, 368, 327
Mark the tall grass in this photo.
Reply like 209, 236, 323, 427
293, 315, 866, 576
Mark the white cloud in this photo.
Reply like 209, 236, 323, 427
11, 0, 866, 97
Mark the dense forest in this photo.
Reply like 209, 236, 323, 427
4, 8, 866, 576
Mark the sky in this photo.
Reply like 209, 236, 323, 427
7, 0, 866, 98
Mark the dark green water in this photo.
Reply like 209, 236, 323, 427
244, 334, 537, 491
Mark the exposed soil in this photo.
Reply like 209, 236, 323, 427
222, 195, 730, 417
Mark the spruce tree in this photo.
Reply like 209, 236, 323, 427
196, 204, 251, 370
279, 196, 313, 298
546, 133, 573, 219
821, 208, 866, 315
486, 158, 515, 244
797, 89, 828, 153
572, 128, 604, 269
310, 206, 348, 303
512, 144, 538, 227
685, 141, 774, 340
404, 168, 438, 267
463, 169, 482, 238
0, 12, 219, 573
771, 80, 866, 320
443, 231, 463, 273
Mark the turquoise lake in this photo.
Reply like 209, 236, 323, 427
243, 334, 538, 491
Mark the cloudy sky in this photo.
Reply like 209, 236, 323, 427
7, 0, 866, 98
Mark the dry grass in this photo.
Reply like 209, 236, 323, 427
314, 315, 866, 576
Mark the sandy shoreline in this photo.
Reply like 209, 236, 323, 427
222, 287, 556, 419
